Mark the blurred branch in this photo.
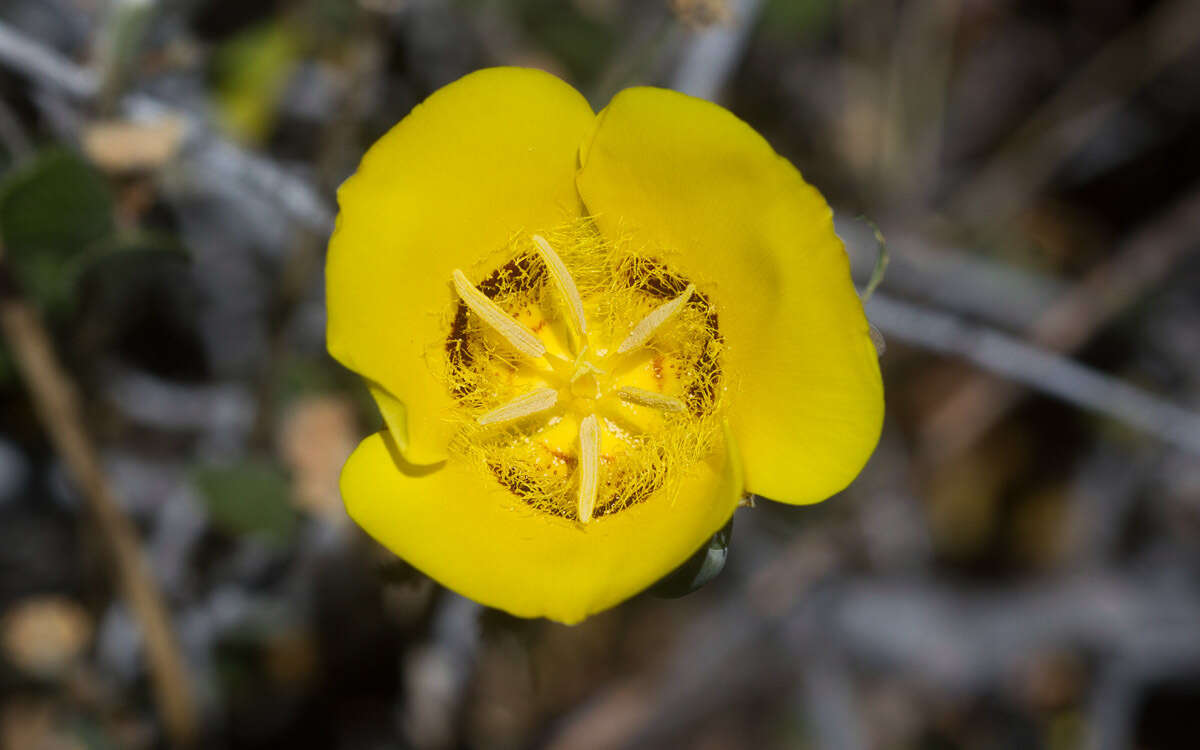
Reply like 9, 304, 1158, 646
402, 594, 482, 749
547, 598, 775, 750
129, 96, 334, 233
548, 518, 842, 750
0, 252, 197, 745
829, 576, 1200, 693
867, 291, 1200, 456
552, 519, 1200, 749
912, 181, 1200, 463
250, 30, 381, 446
591, 5, 678, 106
670, 0, 764, 101
0, 19, 98, 98
1063, 443, 1155, 566
0, 19, 334, 234
837, 213, 1066, 331
878, 0, 960, 197
1086, 645, 1200, 750
95, 0, 159, 116
947, 0, 1200, 225
102, 366, 256, 454
794, 648, 865, 750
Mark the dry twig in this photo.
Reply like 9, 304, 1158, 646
0, 251, 197, 746
0, 19, 333, 234
913, 182, 1200, 463
670, 0, 764, 101
947, 0, 1200, 225
869, 292, 1200, 456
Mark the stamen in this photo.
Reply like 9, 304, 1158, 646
616, 283, 696, 354
532, 235, 588, 338
452, 269, 546, 358
617, 386, 686, 413
577, 414, 600, 523
477, 387, 558, 426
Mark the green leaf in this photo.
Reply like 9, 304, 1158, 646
68, 716, 120, 750
213, 21, 303, 142
650, 516, 732, 599
762, 0, 837, 39
193, 461, 298, 545
0, 149, 116, 313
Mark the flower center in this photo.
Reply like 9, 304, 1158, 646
569, 370, 601, 401
444, 224, 722, 523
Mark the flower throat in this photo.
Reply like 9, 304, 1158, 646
444, 222, 723, 523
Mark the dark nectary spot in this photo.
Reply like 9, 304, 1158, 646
445, 254, 546, 396
619, 256, 723, 416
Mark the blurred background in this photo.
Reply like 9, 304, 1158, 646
1, 0, 1199, 748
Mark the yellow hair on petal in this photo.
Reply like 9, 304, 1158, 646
441, 217, 726, 521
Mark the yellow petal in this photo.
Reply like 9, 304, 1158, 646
340, 424, 743, 624
577, 87, 883, 505
326, 68, 595, 464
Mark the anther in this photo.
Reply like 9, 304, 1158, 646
452, 269, 546, 359
616, 386, 686, 413
577, 414, 600, 523
532, 235, 589, 338
477, 387, 558, 425
617, 283, 696, 354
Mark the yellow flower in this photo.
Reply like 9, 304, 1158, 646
327, 68, 883, 624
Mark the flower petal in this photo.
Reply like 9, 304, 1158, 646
576, 87, 883, 505
340, 424, 743, 624
326, 68, 594, 464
